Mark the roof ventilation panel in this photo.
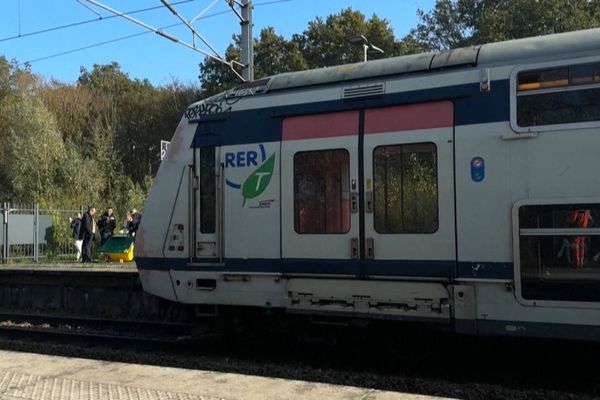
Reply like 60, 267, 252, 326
342, 82, 385, 100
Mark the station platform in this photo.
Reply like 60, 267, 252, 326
0, 261, 137, 273
0, 350, 452, 400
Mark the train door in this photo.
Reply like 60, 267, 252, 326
281, 111, 361, 274
192, 145, 221, 260
362, 101, 456, 278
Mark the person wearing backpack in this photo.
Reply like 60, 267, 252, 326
70, 212, 82, 261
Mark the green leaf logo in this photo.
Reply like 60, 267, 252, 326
242, 153, 275, 203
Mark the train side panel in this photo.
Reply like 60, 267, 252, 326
137, 28, 600, 341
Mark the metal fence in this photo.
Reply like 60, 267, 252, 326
0, 203, 85, 263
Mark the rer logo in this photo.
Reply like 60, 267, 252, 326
225, 144, 275, 206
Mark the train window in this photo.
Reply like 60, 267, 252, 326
518, 204, 600, 302
516, 62, 600, 127
199, 147, 215, 234
294, 149, 350, 234
373, 143, 438, 234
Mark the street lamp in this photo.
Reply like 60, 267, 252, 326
346, 34, 384, 62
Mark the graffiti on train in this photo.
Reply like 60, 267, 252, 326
185, 95, 240, 121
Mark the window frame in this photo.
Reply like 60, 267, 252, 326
372, 142, 439, 235
510, 55, 600, 134
513, 197, 600, 309
293, 148, 351, 235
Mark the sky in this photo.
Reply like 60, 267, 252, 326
0, 0, 436, 86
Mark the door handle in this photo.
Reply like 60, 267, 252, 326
351, 192, 358, 213
365, 191, 373, 213
351, 238, 359, 259
366, 238, 374, 260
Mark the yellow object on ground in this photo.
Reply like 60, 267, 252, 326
98, 235, 135, 262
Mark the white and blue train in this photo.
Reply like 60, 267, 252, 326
137, 28, 600, 341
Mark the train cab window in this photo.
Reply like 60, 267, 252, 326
294, 149, 350, 234
518, 204, 600, 302
199, 147, 216, 234
373, 143, 438, 233
516, 62, 600, 128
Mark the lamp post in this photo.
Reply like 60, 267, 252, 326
346, 34, 384, 62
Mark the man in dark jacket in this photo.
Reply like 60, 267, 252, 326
129, 209, 142, 237
79, 206, 97, 263
98, 207, 116, 246
70, 213, 82, 261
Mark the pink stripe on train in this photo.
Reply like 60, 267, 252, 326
281, 101, 453, 141
365, 101, 453, 134
282, 111, 358, 140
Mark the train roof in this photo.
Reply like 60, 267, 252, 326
202, 27, 600, 102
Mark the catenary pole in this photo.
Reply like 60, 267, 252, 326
240, 0, 254, 81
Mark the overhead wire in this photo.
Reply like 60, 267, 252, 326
0, 0, 195, 43
19, 9, 228, 66
159, 0, 222, 57
22, 23, 181, 65
18, 0, 296, 66
254, 0, 292, 6
79, 0, 241, 79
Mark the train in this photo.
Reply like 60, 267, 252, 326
136, 28, 600, 341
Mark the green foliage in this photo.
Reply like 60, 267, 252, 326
255, 28, 307, 78
411, 0, 600, 50
200, 2, 600, 93
0, 59, 198, 213
48, 211, 74, 260
199, 8, 404, 94
295, 8, 401, 68
199, 41, 242, 96
0, 92, 66, 202
411, 0, 473, 50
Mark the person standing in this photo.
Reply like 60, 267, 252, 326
122, 212, 132, 235
80, 206, 97, 263
70, 212, 82, 261
129, 209, 142, 237
568, 209, 592, 270
98, 207, 116, 246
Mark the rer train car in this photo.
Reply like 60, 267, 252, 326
136, 28, 600, 341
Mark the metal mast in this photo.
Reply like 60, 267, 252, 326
227, 0, 253, 81
240, 0, 253, 81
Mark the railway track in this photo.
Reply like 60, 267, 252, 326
0, 313, 597, 399
0, 313, 199, 349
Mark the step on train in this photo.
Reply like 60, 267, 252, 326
136, 28, 600, 341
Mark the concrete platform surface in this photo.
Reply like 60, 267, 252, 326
0, 262, 137, 272
0, 350, 454, 400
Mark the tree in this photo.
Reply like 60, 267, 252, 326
199, 28, 308, 96
199, 41, 241, 96
411, 0, 473, 50
0, 92, 67, 202
38, 80, 94, 144
470, 0, 600, 45
255, 28, 307, 78
411, 0, 600, 51
294, 9, 402, 68
199, 8, 407, 94
76, 63, 201, 184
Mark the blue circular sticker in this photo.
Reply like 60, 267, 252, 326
471, 157, 485, 182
